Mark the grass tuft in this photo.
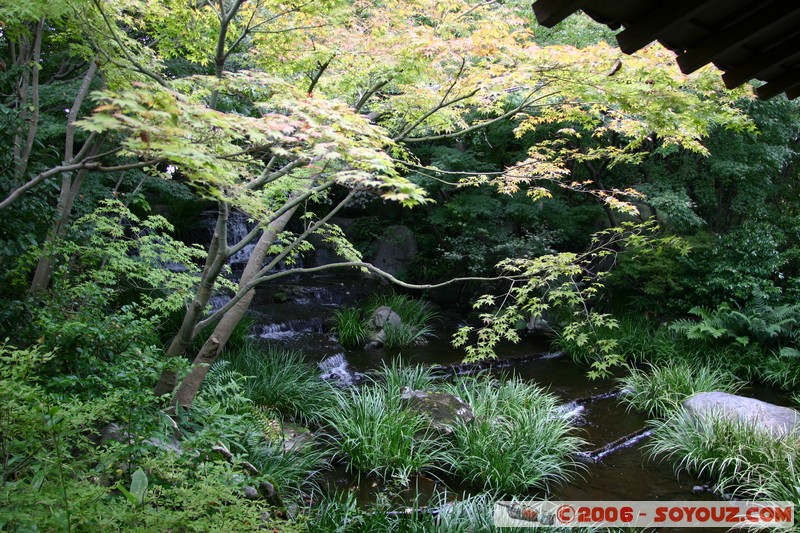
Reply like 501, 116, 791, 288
617, 362, 744, 419
443, 374, 584, 494
332, 293, 439, 350
222, 341, 336, 424
648, 409, 800, 503
323, 384, 450, 484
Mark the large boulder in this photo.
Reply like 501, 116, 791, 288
370, 225, 418, 276
399, 387, 474, 435
683, 391, 800, 438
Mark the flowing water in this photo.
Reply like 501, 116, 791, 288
204, 216, 766, 530
244, 275, 748, 509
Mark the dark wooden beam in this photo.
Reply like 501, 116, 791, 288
676, 2, 800, 74
722, 32, 800, 89
533, 0, 591, 28
786, 86, 800, 100
755, 68, 800, 99
616, 0, 717, 55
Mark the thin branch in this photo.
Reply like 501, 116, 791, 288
0, 158, 163, 210
225, 180, 335, 260
250, 189, 357, 282
392, 88, 479, 143
401, 91, 555, 143
354, 79, 390, 113
245, 157, 310, 190
64, 61, 98, 163
452, 0, 495, 22
203, 261, 515, 330
92, 0, 168, 87
195, 188, 354, 332
307, 56, 334, 95
15, 17, 44, 178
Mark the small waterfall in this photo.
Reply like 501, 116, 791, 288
208, 294, 232, 312
254, 319, 324, 340
226, 212, 259, 266
557, 401, 585, 421
198, 210, 306, 272
318, 353, 364, 387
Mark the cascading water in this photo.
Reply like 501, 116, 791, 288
200, 209, 304, 271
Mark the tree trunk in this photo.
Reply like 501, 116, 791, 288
29, 62, 100, 293
153, 203, 231, 397
171, 207, 298, 407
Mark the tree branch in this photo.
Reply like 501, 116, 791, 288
400, 91, 557, 143
307, 56, 334, 95
14, 17, 44, 178
392, 88, 479, 143
354, 79, 391, 113
0, 158, 163, 210
245, 157, 310, 190
92, 0, 168, 87
64, 61, 98, 163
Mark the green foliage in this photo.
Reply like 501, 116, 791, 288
415, 188, 559, 278
323, 383, 450, 484
442, 374, 584, 494
617, 363, 744, 419
0, 201, 202, 396
670, 299, 800, 354
0, 341, 272, 532
648, 409, 800, 504
333, 294, 439, 350
331, 307, 371, 349
614, 223, 789, 314
455, 221, 672, 377
322, 363, 582, 492
221, 342, 336, 424
305, 490, 497, 533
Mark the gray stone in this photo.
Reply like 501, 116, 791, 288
100, 423, 131, 445
400, 387, 474, 435
683, 391, 800, 438
526, 315, 553, 334
372, 306, 402, 329
243, 486, 260, 500
281, 422, 314, 453
370, 225, 418, 276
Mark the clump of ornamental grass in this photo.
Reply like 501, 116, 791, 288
222, 341, 336, 424
617, 362, 744, 419
331, 306, 370, 349
379, 359, 436, 406
333, 293, 439, 349
442, 374, 584, 494
305, 490, 498, 532
322, 384, 451, 484
647, 409, 800, 502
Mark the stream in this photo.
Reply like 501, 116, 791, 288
241, 274, 748, 511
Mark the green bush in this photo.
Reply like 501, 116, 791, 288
331, 307, 370, 349
617, 362, 744, 419
305, 490, 497, 532
323, 384, 451, 484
